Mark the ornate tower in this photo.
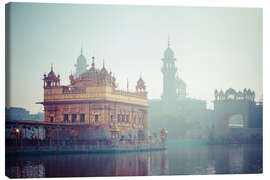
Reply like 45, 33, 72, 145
161, 39, 178, 101
43, 64, 60, 88
74, 48, 88, 78
43, 65, 61, 123
161, 39, 187, 103
176, 75, 187, 98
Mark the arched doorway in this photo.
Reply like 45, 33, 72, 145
228, 114, 244, 128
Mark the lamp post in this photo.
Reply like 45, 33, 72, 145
15, 128, 20, 152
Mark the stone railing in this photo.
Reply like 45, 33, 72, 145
112, 89, 147, 99
62, 86, 86, 94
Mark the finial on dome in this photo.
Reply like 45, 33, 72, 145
101, 59, 108, 73
168, 35, 170, 48
90, 56, 96, 70
136, 73, 146, 92
80, 42, 83, 55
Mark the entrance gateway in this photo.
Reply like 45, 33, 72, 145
213, 88, 257, 137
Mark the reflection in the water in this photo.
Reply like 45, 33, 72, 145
6, 144, 262, 178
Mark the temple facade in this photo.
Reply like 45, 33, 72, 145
42, 56, 148, 139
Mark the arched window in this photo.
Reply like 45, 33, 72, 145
64, 114, 69, 123
72, 114, 77, 123
80, 114, 85, 122
228, 114, 244, 128
95, 114, 99, 123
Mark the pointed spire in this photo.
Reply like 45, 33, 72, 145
168, 35, 170, 48
51, 64, 53, 72
127, 78, 129, 91
80, 42, 83, 55
101, 59, 108, 73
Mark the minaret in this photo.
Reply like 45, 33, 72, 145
74, 47, 88, 78
161, 38, 177, 101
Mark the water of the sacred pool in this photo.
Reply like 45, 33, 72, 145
5, 143, 262, 178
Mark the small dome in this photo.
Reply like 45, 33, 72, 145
163, 39, 175, 59
48, 71, 56, 78
76, 54, 87, 65
176, 78, 186, 88
101, 67, 107, 73
137, 77, 145, 85
225, 88, 236, 95
47, 64, 56, 78
164, 47, 174, 59
136, 75, 146, 91
101, 61, 108, 73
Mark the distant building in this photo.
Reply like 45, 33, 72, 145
149, 39, 207, 113
161, 39, 187, 102
148, 39, 210, 138
29, 112, 44, 121
5, 107, 44, 121
213, 88, 262, 138
5, 107, 30, 120
74, 48, 89, 78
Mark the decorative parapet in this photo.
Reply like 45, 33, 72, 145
214, 88, 255, 102
62, 86, 86, 94
112, 89, 147, 99
43, 86, 148, 107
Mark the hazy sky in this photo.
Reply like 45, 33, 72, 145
6, 3, 262, 113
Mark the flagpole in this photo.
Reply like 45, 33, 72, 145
127, 79, 129, 92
